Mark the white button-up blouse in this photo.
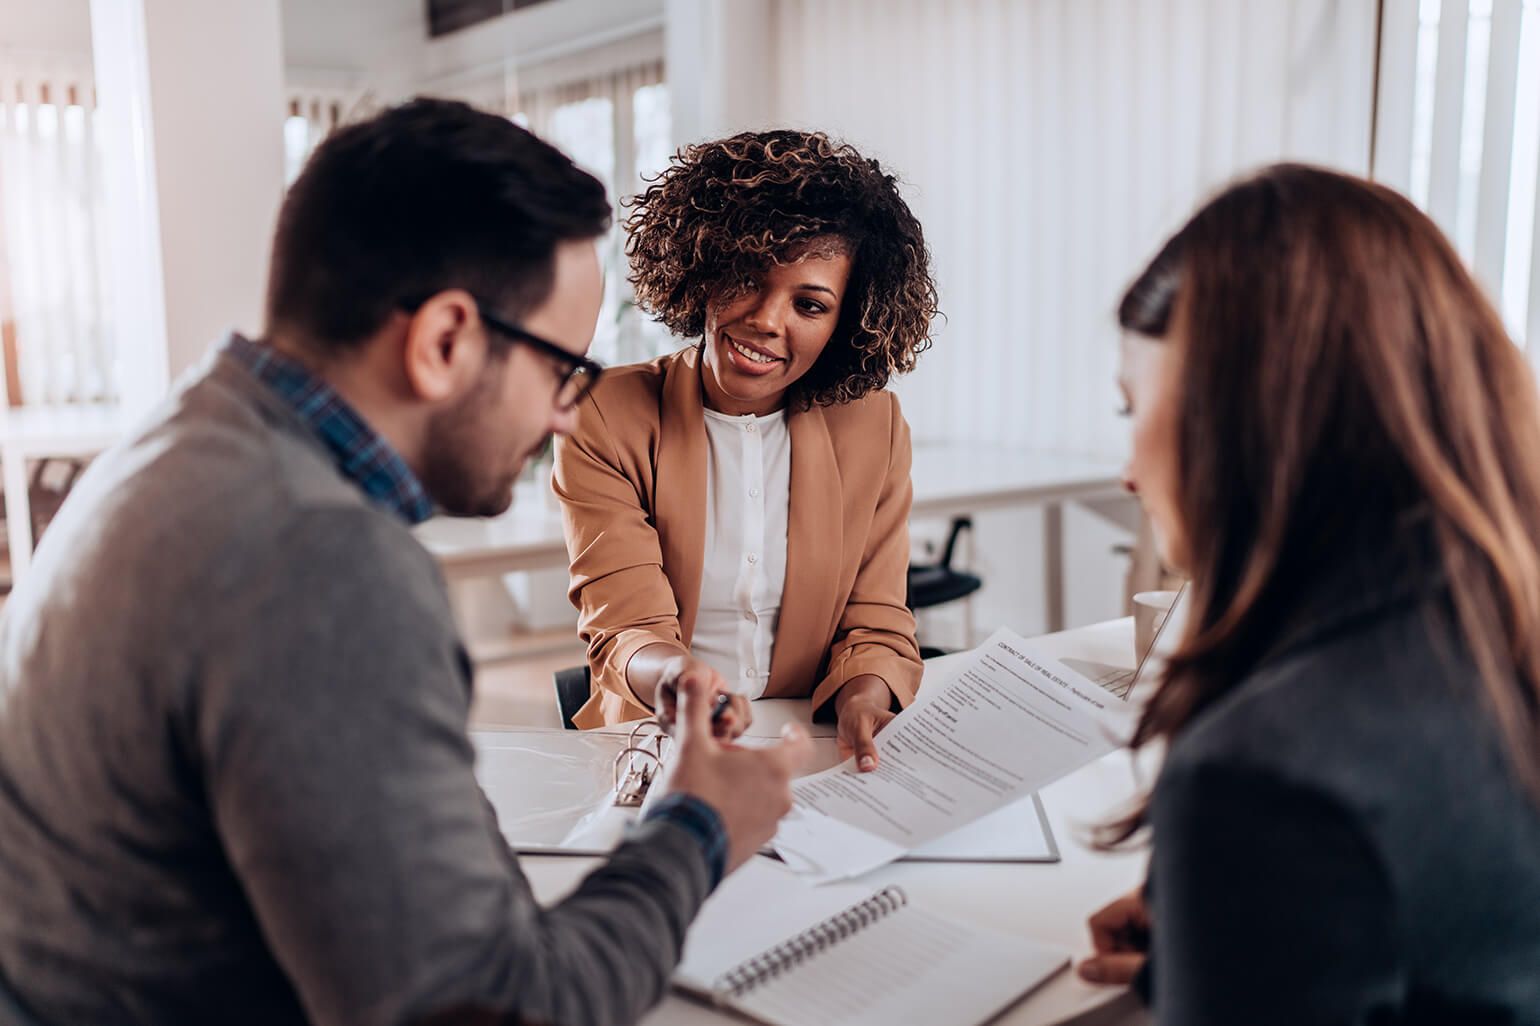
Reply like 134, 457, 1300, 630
689, 407, 792, 699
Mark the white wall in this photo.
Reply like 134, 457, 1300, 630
665, 0, 774, 144
423, 0, 663, 98
760, 0, 1379, 638
0, 0, 91, 52
282, 0, 424, 94
0, 0, 422, 88
89, 0, 288, 401
772, 0, 1377, 456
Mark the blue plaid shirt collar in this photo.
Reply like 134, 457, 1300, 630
224, 334, 435, 525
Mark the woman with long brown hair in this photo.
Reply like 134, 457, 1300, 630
1078, 164, 1540, 1022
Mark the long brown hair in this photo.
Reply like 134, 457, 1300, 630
1109, 163, 1540, 842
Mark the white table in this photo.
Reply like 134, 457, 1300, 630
479, 618, 1152, 1026
419, 443, 1124, 633
0, 404, 132, 585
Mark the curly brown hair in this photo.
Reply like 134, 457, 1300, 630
624, 129, 939, 408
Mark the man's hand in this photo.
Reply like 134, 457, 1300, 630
653, 654, 751, 740
1077, 890, 1150, 984
662, 676, 812, 872
835, 675, 897, 772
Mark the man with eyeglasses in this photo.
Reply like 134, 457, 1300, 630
0, 99, 809, 1026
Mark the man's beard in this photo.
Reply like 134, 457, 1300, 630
420, 368, 524, 518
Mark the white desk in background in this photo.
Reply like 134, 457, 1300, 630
418, 443, 1124, 633
1, 404, 132, 586
476, 618, 1151, 1026
909, 444, 1125, 634
0, 425, 1124, 636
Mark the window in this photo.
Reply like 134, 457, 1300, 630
0, 55, 115, 407
1376, 0, 1540, 350
512, 61, 673, 366
283, 89, 370, 186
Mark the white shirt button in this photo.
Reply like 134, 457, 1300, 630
749, 487, 760, 498
745, 423, 756, 433
743, 611, 754, 621
747, 553, 758, 564
744, 668, 755, 678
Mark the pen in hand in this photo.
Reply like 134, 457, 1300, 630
709, 692, 732, 735
661, 686, 736, 738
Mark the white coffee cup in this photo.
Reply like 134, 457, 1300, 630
1133, 590, 1181, 660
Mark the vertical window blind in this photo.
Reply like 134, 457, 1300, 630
1374, 0, 1540, 351
506, 59, 673, 366
772, 0, 1377, 454
0, 52, 115, 407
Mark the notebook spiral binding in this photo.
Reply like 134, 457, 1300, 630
716, 886, 910, 997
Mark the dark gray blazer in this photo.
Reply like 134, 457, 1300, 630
1147, 529, 1540, 1025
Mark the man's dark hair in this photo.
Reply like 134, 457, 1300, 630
265, 98, 611, 352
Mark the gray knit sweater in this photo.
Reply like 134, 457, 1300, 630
0, 346, 711, 1026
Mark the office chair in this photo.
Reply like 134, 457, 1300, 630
553, 664, 592, 730
906, 517, 983, 659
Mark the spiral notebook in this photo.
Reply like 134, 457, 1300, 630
674, 858, 1068, 1026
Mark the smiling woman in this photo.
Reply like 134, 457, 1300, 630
627, 130, 939, 410
697, 244, 853, 417
552, 130, 939, 768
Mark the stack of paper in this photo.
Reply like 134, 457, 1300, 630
773, 627, 1138, 880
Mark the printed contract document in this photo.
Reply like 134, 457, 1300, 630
774, 627, 1135, 879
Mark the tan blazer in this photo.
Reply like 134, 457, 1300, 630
553, 346, 922, 728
